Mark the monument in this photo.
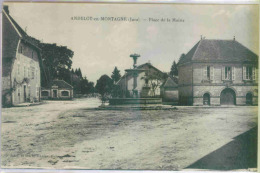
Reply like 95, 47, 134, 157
109, 53, 162, 105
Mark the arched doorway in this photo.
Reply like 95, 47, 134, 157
203, 93, 210, 105
246, 93, 253, 105
220, 88, 236, 105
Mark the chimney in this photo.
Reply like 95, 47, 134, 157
3, 5, 9, 14
233, 36, 236, 41
201, 35, 203, 40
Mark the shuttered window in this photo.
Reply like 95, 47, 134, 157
243, 66, 255, 80
203, 66, 214, 81
210, 66, 214, 81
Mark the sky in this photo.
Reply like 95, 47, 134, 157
4, 3, 259, 83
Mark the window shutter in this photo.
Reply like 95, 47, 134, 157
243, 66, 246, 80
203, 66, 207, 80
222, 67, 225, 80
232, 67, 235, 81
210, 66, 214, 81
253, 67, 256, 80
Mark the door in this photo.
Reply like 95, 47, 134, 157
220, 88, 236, 105
24, 85, 26, 102
246, 93, 253, 105
53, 90, 58, 98
203, 93, 210, 105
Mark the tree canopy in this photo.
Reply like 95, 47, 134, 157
111, 67, 121, 84
95, 75, 113, 103
170, 60, 178, 77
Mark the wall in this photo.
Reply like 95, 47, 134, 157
178, 64, 193, 105
11, 49, 41, 105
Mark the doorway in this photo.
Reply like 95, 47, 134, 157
220, 88, 236, 105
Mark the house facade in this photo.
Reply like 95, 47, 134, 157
178, 38, 258, 106
2, 6, 41, 106
116, 63, 168, 98
41, 80, 73, 100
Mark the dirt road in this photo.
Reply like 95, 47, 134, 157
1, 98, 257, 170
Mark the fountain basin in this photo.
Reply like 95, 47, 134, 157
109, 98, 162, 105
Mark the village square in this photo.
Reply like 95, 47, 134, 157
1, 4, 258, 171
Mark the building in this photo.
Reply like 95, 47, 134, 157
160, 76, 178, 104
41, 80, 73, 100
178, 38, 258, 106
2, 6, 42, 106
116, 63, 168, 98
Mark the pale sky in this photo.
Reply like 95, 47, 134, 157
4, 3, 259, 83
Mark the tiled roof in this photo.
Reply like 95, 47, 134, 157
48, 80, 73, 89
2, 8, 41, 77
178, 39, 258, 65
116, 63, 167, 84
161, 76, 178, 88
5, 9, 40, 48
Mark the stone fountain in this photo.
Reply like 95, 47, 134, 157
109, 54, 162, 105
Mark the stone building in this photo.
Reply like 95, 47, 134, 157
161, 76, 178, 104
2, 6, 42, 106
178, 38, 258, 106
116, 63, 168, 98
41, 80, 73, 100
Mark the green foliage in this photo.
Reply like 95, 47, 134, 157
142, 72, 167, 97
178, 53, 186, 64
170, 60, 178, 76
95, 75, 113, 103
111, 67, 121, 84
39, 43, 74, 86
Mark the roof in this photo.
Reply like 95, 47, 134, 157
2, 7, 41, 77
116, 63, 167, 85
178, 39, 258, 65
3, 8, 40, 48
47, 80, 73, 89
161, 76, 178, 88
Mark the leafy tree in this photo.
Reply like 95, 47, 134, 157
40, 43, 74, 86
170, 60, 178, 76
141, 71, 167, 97
111, 67, 121, 84
95, 75, 113, 105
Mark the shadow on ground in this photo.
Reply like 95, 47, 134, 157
186, 126, 257, 170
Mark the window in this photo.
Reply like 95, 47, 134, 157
243, 66, 255, 80
203, 66, 214, 81
24, 66, 26, 77
17, 65, 20, 75
246, 67, 253, 80
222, 66, 235, 81
61, 91, 69, 96
28, 67, 30, 78
31, 67, 35, 79
225, 67, 231, 80
207, 66, 210, 80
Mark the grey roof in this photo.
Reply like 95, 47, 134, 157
178, 39, 258, 65
47, 80, 73, 89
161, 76, 178, 88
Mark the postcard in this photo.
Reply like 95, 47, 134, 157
1, 2, 258, 171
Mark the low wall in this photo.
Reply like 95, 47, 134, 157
109, 98, 162, 105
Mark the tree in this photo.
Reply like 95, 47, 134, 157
40, 43, 74, 86
170, 60, 178, 76
142, 72, 167, 97
95, 75, 113, 105
111, 67, 121, 84
178, 53, 186, 65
